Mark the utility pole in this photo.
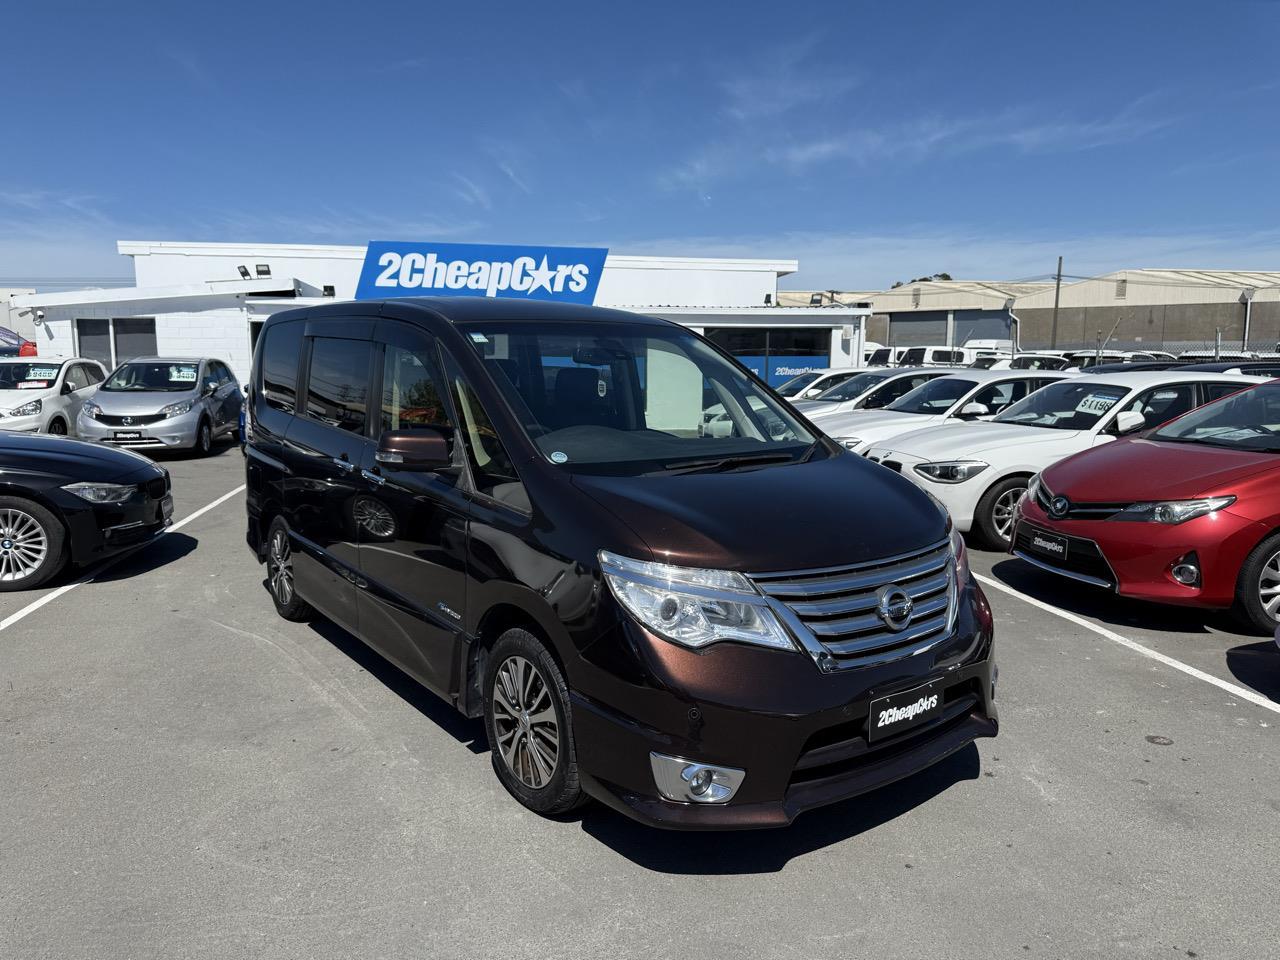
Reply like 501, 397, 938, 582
1050, 255, 1063, 349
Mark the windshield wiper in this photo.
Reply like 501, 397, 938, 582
655, 452, 799, 475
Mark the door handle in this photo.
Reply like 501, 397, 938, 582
360, 468, 385, 486
331, 456, 356, 473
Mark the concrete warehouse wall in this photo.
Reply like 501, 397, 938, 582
1015, 302, 1280, 351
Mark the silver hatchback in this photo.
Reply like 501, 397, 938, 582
77, 356, 242, 455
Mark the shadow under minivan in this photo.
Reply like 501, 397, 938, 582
244, 297, 997, 829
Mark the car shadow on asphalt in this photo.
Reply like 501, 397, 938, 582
575, 744, 981, 874
40, 531, 200, 589
984, 556, 1258, 639
304, 616, 487, 753
1225, 642, 1280, 703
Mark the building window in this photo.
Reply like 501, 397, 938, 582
704, 327, 832, 387
1115, 279, 1127, 299
74, 317, 157, 371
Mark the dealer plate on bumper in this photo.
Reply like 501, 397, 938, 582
869, 680, 943, 743
159, 495, 174, 521
1027, 529, 1069, 562
114, 431, 142, 440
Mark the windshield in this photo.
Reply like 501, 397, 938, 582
887, 377, 976, 415
868, 348, 892, 365
0, 362, 64, 390
1153, 382, 1280, 452
102, 362, 200, 392
775, 371, 822, 397
811, 371, 888, 402
995, 380, 1128, 430
459, 321, 818, 474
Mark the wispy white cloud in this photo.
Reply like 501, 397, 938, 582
451, 173, 492, 210
718, 34, 859, 121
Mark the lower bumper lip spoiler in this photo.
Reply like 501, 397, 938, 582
1012, 549, 1115, 590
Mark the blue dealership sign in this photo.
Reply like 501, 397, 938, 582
355, 240, 609, 304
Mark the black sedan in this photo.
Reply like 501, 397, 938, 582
0, 432, 172, 589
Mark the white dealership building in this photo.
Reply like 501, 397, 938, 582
8, 241, 867, 387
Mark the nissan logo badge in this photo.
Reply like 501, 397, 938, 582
876, 585, 915, 632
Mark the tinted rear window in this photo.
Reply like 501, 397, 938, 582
260, 322, 304, 413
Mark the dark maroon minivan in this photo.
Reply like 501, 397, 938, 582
245, 298, 997, 829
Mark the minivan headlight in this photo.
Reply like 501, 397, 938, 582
1109, 496, 1235, 524
160, 399, 194, 418
599, 551, 794, 651
9, 398, 42, 417
81, 400, 102, 420
914, 460, 989, 483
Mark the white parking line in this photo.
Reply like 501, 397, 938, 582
976, 572, 1280, 717
0, 483, 246, 636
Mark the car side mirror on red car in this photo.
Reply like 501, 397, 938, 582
375, 427, 451, 471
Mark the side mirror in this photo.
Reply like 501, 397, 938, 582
61, 381, 74, 395
958, 401, 990, 419
1114, 410, 1146, 435
376, 427, 451, 471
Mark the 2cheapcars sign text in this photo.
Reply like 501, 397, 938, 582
355, 241, 609, 304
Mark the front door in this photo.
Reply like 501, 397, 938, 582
355, 323, 470, 697
282, 327, 376, 634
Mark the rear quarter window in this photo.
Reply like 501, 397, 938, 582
260, 322, 304, 413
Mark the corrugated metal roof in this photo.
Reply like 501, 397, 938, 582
1108, 268, 1280, 288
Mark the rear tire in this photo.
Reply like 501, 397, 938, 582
265, 517, 312, 621
1232, 532, 1280, 634
974, 477, 1029, 550
0, 497, 67, 591
483, 628, 585, 817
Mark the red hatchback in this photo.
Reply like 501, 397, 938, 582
1012, 380, 1280, 632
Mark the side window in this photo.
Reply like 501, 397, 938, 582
971, 380, 1029, 415
380, 343, 454, 433
83, 363, 104, 385
260, 322, 304, 413
443, 354, 525, 506
63, 364, 88, 392
867, 375, 924, 408
304, 337, 373, 435
1121, 384, 1196, 430
1203, 382, 1246, 404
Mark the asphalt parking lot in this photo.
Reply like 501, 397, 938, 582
3, 445, 1277, 960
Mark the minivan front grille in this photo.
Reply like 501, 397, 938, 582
98, 413, 166, 427
749, 539, 955, 672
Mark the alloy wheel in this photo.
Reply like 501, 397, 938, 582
992, 487, 1023, 543
267, 529, 294, 605
491, 655, 560, 789
1257, 549, 1280, 622
0, 508, 48, 582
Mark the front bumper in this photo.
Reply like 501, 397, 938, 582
58, 468, 174, 564
0, 413, 45, 434
570, 581, 997, 830
77, 408, 201, 450
1013, 497, 1263, 608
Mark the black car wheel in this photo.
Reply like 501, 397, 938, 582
975, 477, 1029, 549
484, 628, 584, 816
265, 518, 312, 621
194, 419, 213, 457
47, 418, 67, 436
1233, 532, 1280, 634
0, 497, 67, 591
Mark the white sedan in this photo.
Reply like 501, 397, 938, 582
863, 371, 1265, 548
0, 357, 107, 436
821, 369, 1075, 455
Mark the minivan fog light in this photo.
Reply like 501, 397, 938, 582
650, 753, 744, 804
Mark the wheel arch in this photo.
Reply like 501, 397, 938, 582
461, 598, 567, 719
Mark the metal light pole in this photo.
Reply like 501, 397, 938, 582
1050, 255, 1063, 349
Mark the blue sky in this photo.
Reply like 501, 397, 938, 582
3, 0, 1279, 290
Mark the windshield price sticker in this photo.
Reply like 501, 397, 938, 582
27, 366, 60, 380
1075, 393, 1118, 415
169, 366, 198, 382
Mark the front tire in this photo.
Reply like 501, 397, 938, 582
265, 518, 312, 621
47, 418, 67, 436
974, 477, 1029, 550
0, 497, 67, 591
194, 418, 213, 457
1233, 532, 1280, 634
484, 628, 584, 817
